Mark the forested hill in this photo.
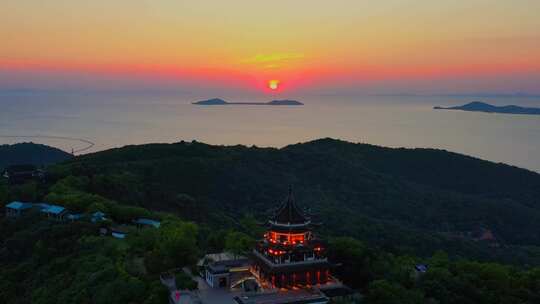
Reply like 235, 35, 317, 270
54, 138, 540, 265
0, 142, 72, 170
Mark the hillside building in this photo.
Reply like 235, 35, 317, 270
5, 201, 34, 218
251, 188, 331, 289
2, 164, 44, 184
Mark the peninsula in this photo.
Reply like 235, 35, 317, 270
193, 98, 303, 106
434, 101, 540, 115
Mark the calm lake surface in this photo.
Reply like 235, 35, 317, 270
1, 93, 540, 172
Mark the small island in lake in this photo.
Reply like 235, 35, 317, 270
434, 101, 540, 115
193, 98, 303, 106
266, 99, 304, 105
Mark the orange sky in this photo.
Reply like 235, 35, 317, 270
1, 1, 540, 94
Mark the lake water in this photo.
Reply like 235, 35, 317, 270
1, 93, 540, 172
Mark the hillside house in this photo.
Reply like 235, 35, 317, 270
2, 164, 44, 184
5, 201, 34, 218
37, 203, 67, 221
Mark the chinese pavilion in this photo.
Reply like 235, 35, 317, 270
252, 188, 331, 289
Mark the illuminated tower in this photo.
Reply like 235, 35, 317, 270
252, 188, 330, 289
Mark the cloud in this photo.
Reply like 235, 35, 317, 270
242, 53, 305, 68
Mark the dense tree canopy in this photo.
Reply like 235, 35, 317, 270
2, 139, 540, 303
48, 139, 540, 265
0, 214, 199, 304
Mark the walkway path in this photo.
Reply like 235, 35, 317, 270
160, 272, 177, 291
161, 269, 203, 304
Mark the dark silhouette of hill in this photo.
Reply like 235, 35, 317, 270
192, 98, 228, 105
55, 138, 540, 264
435, 101, 540, 115
193, 98, 303, 105
0, 142, 72, 170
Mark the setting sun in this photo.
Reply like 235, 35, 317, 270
268, 80, 280, 90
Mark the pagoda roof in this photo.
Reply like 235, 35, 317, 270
270, 187, 309, 226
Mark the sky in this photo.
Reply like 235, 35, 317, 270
1, 0, 540, 96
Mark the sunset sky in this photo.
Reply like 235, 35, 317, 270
1, 0, 540, 95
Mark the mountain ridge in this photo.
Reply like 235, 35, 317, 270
0, 142, 72, 170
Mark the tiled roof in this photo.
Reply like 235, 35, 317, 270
42, 205, 66, 215
91, 211, 106, 222
134, 218, 161, 228
67, 213, 84, 220
5, 201, 33, 210
271, 188, 308, 225
415, 264, 429, 273
112, 232, 127, 239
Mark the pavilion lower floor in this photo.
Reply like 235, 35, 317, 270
252, 263, 330, 289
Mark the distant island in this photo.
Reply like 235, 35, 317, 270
434, 101, 540, 115
193, 98, 303, 106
